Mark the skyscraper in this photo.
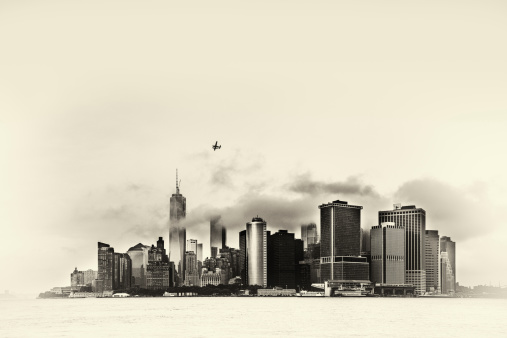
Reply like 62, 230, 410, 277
210, 215, 226, 257
146, 243, 171, 290
127, 243, 150, 288
440, 236, 456, 293
184, 251, 200, 286
97, 242, 115, 291
301, 223, 319, 249
246, 217, 267, 287
83, 269, 97, 285
169, 169, 186, 283
267, 230, 296, 289
197, 243, 203, 262
370, 222, 405, 284
440, 251, 454, 294
319, 200, 369, 281
70, 268, 85, 291
425, 230, 440, 293
117, 253, 132, 290
239, 230, 247, 284
187, 239, 197, 255
379, 204, 426, 294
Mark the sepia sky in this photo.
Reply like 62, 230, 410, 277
1, 0, 507, 293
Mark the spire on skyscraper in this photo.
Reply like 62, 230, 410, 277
176, 169, 180, 194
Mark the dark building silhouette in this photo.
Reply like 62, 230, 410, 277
210, 215, 226, 258
295, 239, 304, 263
169, 170, 186, 285
296, 263, 312, 291
294, 238, 309, 291
319, 200, 369, 281
239, 230, 247, 284
222, 227, 227, 249
379, 204, 426, 294
267, 230, 296, 289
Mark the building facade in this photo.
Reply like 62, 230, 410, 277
370, 222, 405, 284
301, 223, 319, 250
440, 236, 456, 293
70, 268, 85, 291
127, 243, 150, 288
239, 230, 247, 284
197, 243, 203, 262
169, 170, 186, 284
379, 204, 426, 295
146, 241, 171, 290
246, 217, 267, 287
200, 268, 223, 287
184, 251, 200, 286
97, 242, 115, 291
319, 200, 369, 281
117, 253, 132, 290
267, 230, 296, 289
440, 252, 455, 294
425, 230, 440, 293
83, 269, 97, 285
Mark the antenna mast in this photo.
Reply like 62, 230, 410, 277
176, 169, 180, 194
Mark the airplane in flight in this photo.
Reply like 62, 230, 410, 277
212, 141, 221, 151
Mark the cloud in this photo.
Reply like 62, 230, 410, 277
393, 178, 499, 242
67, 184, 169, 250
287, 173, 380, 197
207, 149, 264, 189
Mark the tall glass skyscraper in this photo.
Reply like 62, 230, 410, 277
169, 170, 186, 284
246, 217, 267, 287
425, 230, 440, 293
319, 200, 369, 281
379, 204, 426, 294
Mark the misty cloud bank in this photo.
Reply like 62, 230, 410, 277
394, 178, 498, 242
287, 174, 380, 198
64, 176, 499, 256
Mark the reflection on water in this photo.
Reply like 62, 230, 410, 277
0, 297, 506, 337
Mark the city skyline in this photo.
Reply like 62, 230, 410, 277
2, 1, 507, 294
55, 197, 459, 296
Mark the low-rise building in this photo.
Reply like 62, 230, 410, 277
258, 288, 297, 296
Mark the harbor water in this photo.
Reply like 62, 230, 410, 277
1, 297, 506, 337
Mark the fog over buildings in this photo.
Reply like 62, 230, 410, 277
1, 1, 507, 293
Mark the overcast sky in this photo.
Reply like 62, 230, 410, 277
1, 0, 507, 293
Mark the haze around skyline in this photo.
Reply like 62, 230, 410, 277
1, 0, 507, 293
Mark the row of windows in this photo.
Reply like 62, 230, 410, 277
371, 255, 404, 261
